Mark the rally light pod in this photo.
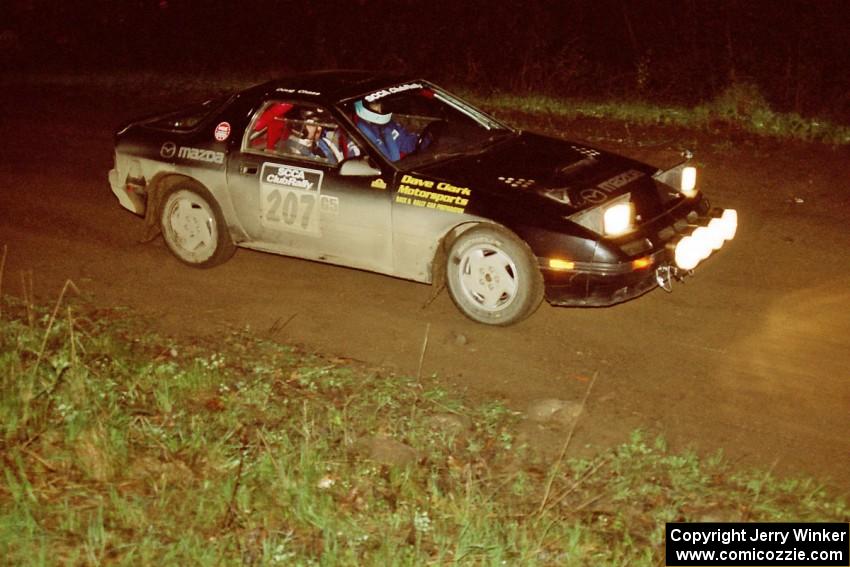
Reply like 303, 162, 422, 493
674, 236, 702, 271
720, 209, 738, 240
706, 218, 726, 250
690, 227, 713, 261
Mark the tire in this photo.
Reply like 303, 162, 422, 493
445, 225, 544, 325
159, 183, 235, 268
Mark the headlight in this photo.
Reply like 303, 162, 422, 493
603, 202, 634, 236
569, 194, 634, 237
653, 161, 699, 198
681, 166, 697, 197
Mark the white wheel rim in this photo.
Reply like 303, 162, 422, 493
457, 244, 519, 312
165, 192, 217, 262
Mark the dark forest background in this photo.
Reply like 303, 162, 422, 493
3, 0, 849, 121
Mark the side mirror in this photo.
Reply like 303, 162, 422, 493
339, 157, 381, 177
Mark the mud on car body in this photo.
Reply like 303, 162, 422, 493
109, 70, 737, 326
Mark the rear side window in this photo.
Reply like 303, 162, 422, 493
147, 97, 227, 131
244, 101, 362, 166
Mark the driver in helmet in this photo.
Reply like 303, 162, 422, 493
354, 99, 427, 162
285, 108, 359, 165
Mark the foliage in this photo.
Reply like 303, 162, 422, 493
0, 297, 846, 565
468, 81, 850, 145
4, 1, 850, 122
3, 68, 847, 146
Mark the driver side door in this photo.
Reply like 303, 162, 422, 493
226, 100, 395, 274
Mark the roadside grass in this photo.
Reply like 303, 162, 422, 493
3, 70, 849, 145
464, 82, 850, 145
1, 291, 847, 565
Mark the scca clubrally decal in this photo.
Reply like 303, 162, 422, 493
260, 163, 324, 236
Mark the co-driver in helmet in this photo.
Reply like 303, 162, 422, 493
354, 99, 428, 162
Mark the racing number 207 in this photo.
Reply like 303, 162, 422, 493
265, 189, 315, 230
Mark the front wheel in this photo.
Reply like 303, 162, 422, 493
160, 183, 235, 268
445, 225, 544, 325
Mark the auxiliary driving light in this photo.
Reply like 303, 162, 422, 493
706, 218, 726, 250
674, 236, 702, 271
673, 208, 737, 271
690, 227, 713, 261
719, 209, 738, 240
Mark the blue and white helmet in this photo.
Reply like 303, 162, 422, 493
355, 100, 392, 125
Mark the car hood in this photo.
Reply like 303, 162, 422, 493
412, 131, 659, 213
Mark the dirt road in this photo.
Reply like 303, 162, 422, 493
2, 84, 848, 490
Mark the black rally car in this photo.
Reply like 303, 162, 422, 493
109, 70, 737, 325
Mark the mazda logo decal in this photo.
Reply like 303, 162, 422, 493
160, 142, 177, 159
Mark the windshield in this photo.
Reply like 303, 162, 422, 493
340, 82, 514, 169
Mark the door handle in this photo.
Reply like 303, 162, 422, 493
240, 164, 258, 175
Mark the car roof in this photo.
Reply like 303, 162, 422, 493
250, 70, 414, 104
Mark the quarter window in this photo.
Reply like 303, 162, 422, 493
245, 102, 361, 166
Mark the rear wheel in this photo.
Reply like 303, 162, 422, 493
159, 183, 235, 268
446, 225, 544, 325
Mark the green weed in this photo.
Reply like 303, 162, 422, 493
4, 71, 848, 145
468, 82, 850, 145
0, 298, 846, 565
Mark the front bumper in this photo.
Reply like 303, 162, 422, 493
541, 207, 737, 307
542, 249, 668, 307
